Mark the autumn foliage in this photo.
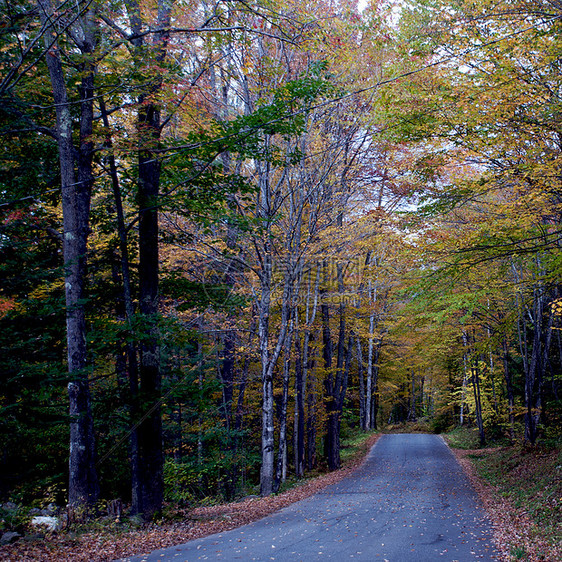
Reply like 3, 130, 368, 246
0, 0, 561, 555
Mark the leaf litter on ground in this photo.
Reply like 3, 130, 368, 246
0, 434, 380, 562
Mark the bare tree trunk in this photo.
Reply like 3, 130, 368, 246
408, 370, 416, 422
472, 365, 486, 447
365, 280, 378, 430
37, 0, 99, 508
463, 330, 485, 445
306, 333, 318, 471
321, 292, 336, 469
419, 376, 425, 417
460, 345, 469, 426
365, 320, 375, 429
295, 269, 320, 477
486, 313, 499, 417
294, 330, 305, 478
502, 336, 516, 443
371, 346, 381, 430
127, 0, 172, 518
100, 96, 141, 506
258, 252, 275, 495
356, 337, 366, 430
322, 260, 347, 471
274, 314, 295, 492
524, 286, 554, 444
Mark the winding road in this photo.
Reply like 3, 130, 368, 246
121, 434, 498, 561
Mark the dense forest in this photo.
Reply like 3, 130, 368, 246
0, 0, 561, 524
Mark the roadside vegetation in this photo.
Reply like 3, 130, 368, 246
445, 426, 562, 561
0, 432, 379, 561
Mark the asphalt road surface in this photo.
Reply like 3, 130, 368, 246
120, 434, 498, 561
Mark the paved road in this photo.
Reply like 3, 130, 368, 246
120, 434, 498, 561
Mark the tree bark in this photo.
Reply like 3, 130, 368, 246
462, 330, 485, 445
37, 0, 99, 508
321, 260, 347, 471
356, 337, 365, 430
306, 333, 318, 471
274, 314, 295, 492
294, 330, 305, 478
524, 285, 554, 444
502, 335, 516, 443
127, 0, 172, 518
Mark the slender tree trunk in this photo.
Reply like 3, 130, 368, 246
371, 346, 380, 430
219, 335, 235, 431
365, 313, 375, 430
294, 330, 305, 478
524, 285, 554, 444
274, 315, 295, 492
295, 269, 319, 476
408, 370, 416, 421
502, 336, 516, 443
135, 130, 164, 517
460, 353, 468, 426
471, 365, 486, 447
235, 312, 256, 442
259, 258, 275, 495
321, 261, 347, 471
306, 334, 317, 471
419, 376, 425, 416
486, 322, 499, 417
356, 337, 365, 430
463, 330, 485, 445
100, 97, 141, 502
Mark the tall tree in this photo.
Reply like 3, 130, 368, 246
36, 0, 99, 507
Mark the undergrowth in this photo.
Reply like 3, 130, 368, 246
472, 445, 562, 551
383, 419, 432, 434
446, 426, 482, 449
447, 426, 562, 559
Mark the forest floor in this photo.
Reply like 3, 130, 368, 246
0, 433, 381, 562
445, 427, 562, 562
2, 428, 560, 562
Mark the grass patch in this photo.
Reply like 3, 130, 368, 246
340, 429, 379, 464
447, 427, 562, 559
509, 544, 527, 560
470, 445, 562, 548
444, 426, 482, 449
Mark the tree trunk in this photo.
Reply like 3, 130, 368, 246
128, 0, 171, 518
462, 330, 485, 445
321, 262, 347, 471
408, 370, 416, 422
274, 315, 295, 492
306, 333, 318, 471
100, 96, 141, 502
135, 129, 164, 517
371, 346, 380, 430
37, 0, 99, 508
356, 337, 366, 430
460, 351, 468, 426
294, 331, 305, 478
524, 285, 554, 445
295, 269, 320, 477
259, 256, 275, 495
502, 336, 516, 443
471, 365, 486, 447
